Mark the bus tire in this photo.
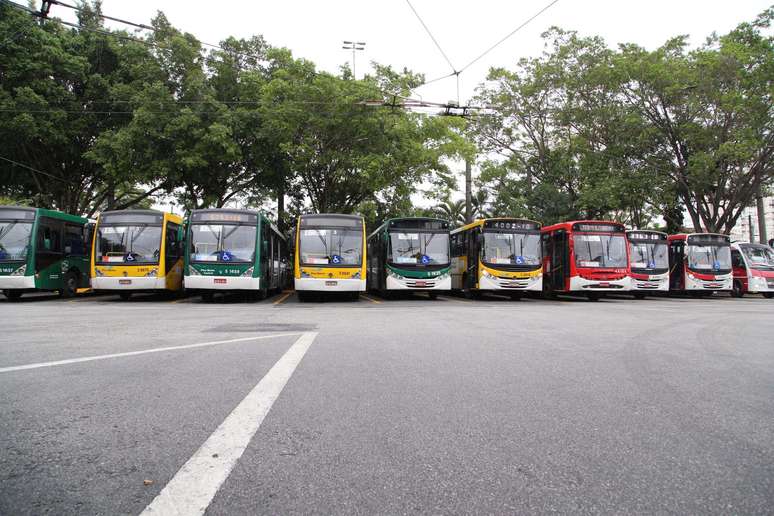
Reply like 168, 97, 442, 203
119, 292, 132, 301
201, 292, 214, 303
763, 293, 774, 299
633, 292, 646, 300
4, 290, 22, 301
297, 291, 308, 303
59, 271, 78, 298
731, 281, 744, 298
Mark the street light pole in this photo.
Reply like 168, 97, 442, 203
342, 41, 365, 79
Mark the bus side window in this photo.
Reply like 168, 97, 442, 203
37, 219, 62, 253
731, 250, 745, 269
64, 224, 85, 256
165, 222, 181, 271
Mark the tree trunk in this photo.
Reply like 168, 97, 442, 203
756, 184, 768, 244
464, 159, 472, 224
277, 186, 285, 232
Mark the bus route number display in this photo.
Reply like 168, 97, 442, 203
628, 232, 665, 241
192, 212, 256, 223
485, 220, 539, 231
573, 223, 624, 233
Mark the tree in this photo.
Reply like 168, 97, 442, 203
434, 198, 466, 225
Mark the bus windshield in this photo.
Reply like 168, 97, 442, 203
687, 244, 731, 272
389, 231, 449, 265
482, 231, 541, 266
300, 228, 362, 266
573, 233, 627, 268
190, 224, 256, 263
0, 221, 32, 261
740, 245, 774, 271
96, 225, 162, 264
629, 242, 668, 270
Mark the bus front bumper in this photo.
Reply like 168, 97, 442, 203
684, 273, 732, 291
91, 276, 168, 291
294, 278, 365, 292
631, 273, 669, 291
185, 275, 261, 291
0, 275, 35, 290
386, 275, 451, 290
569, 276, 630, 291
479, 272, 542, 291
747, 276, 774, 293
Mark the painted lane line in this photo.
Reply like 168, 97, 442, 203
359, 294, 382, 304
141, 331, 318, 516
0, 333, 301, 374
273, 291, 292, 305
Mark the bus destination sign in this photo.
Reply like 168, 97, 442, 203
100, 212, 163, 225
191, 211, 257, 223
627, 232, 666, 242
484, 220, 540, 231
573, 223, 624, 233
687, 234, 730, 245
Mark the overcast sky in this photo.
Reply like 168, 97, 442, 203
35, 0, 774, 211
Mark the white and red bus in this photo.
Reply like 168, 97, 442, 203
667, 233, 732, 295
626, 230, 669, 298
730, 242, 774, 299
541, 220, 630, 301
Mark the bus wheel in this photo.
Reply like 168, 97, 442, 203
633, 292, 646, 300
763, 293, 774, 299
59, 271, 78, 298
731, 281, 744, 298
586, 292, 602, 302
201, 292, 214, 303
119, 292, 132, 301
297, 291, 308, 303
4, 290, 22, 301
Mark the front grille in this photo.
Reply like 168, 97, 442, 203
497, 278, 531, 289
405, 280, 436, 288
634, 281, 661, 290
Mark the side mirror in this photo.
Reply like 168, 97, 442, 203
65, 245, 72, 254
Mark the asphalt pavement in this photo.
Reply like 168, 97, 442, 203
1, 291, 773, 514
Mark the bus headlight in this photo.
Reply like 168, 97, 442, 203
241, 267, 254, 277
301, 271, 311, 278
688, 273, 696, 280
482, 269, 494, 279
95, 268, 104, 277
352, 271, 361, 279
10, 264, 26, 276
145, 268, 159, 277
187, 266, 200, 276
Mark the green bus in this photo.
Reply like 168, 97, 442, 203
0, 206, 90, 301
367, 217, 451, 299
184, 208, 290, 301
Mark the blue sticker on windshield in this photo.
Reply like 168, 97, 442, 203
514, 255, 525, 265
420, 254, 431, 265
713, 260, 720, 270
221, 250, 233, 262
125, 253, 135, 262
647, 260, 656, 268
331, 254, 342, 265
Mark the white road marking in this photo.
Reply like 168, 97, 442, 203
0, 333, 301, 374
141, 331, 318, 516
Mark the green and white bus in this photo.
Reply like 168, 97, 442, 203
184, 209, 290, 301
367, 217, 451, 298
0, 206, 90, 301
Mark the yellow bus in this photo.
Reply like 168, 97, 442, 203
450, 218, 542, 299
294, 213, 366, 301
91, 209, 184, 300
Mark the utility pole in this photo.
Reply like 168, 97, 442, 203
464, 159, 472, 224
755, 184, 768, 244
342, 41, 365, 79
748, 213, 755, 242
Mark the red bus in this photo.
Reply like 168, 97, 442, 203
541, 220, 630, 301
730, 242, 774, 298
667, 233, 732, 295
626, 230, 669, 299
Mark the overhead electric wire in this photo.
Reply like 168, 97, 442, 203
458, 0, 560, 73
0, 155, 72, 184
404, 0, 457, 74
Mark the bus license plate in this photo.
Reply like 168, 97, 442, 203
119, 279, 132, 285
214, 278, 227, 284
325, 281, 338, 286
415, 281, 427, 287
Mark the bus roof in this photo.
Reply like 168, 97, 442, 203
541, 220, 625, 233
299, 213, 363, 229
451, 217, 541, 235
0, 206, 87, 224
626, 229, 667, 236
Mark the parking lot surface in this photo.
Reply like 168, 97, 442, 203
2, 291, 773, 514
